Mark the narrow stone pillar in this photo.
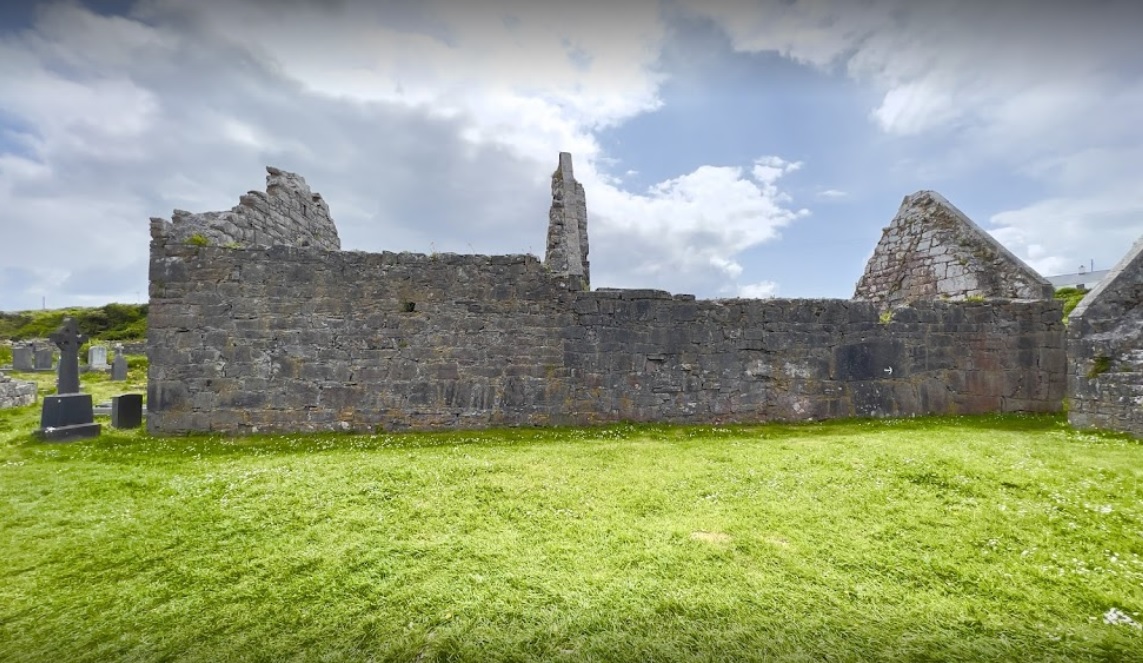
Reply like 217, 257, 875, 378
544, 152, 590, 288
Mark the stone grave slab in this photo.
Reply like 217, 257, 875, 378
33, 347, 54, 371
111, 394, 144, 429
12, 345, 33, 371
38, 394, 101, 441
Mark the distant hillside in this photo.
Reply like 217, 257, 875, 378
0, 304, 147, 342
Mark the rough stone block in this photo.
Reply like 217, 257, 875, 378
111, 394, 144, 429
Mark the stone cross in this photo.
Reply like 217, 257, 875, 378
50, 318, 87, 395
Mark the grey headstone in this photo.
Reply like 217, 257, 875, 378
111, 354, 129, 381
111, 394, 143, 429
88, 345, 109, 370
12, 345, 33, 371
33, 348, 54, 371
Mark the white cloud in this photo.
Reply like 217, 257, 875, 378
988, 185, 1143, 277
738, 281, 779, 299
869, 80, 958, 136
133, 0, 667, 160
587, 156, 808, 293
678, 0, 1143, 285
0, 0, 814, 310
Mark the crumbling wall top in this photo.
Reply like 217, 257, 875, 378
149, 166, 341, 251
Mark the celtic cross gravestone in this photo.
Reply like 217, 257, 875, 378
36, 318, 101, 442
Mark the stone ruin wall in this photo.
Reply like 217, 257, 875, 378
147, 239, 1065, 433
855, 191, 1054, 306
147, 156, 1067, 434
1068, 236, 1143, 438
151, 167, 340, 251
0, 372, 36, 409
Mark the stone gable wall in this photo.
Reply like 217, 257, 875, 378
147, 240, 1066, 434
150, 167, 340, 251
855, 191, 1053, 305
1067, 236, 1143, 438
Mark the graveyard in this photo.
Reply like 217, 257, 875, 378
0, 153, 1141, 660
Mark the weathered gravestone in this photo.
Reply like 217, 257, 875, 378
88, 345, 109, 370
111, 394, 143, 429
12, 345, 33, 371
36, 318, 101, 442
110, 353, 129, 381
33, 347, 54, 371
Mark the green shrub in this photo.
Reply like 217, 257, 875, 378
1054, 286, 1088, 322
187, 233, 210, 247
0, 304, 147, 343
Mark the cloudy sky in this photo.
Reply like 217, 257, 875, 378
1, 0, 1141, 312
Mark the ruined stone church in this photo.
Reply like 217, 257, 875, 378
146, 153, 1141, 438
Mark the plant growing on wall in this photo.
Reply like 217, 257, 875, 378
1087, 356, 1112, 379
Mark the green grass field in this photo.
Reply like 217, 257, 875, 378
1, 371, 1141, 661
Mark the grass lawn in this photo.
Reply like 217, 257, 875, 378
1, 373, 1141, 661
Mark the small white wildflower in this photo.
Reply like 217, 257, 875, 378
1104, 608, 1142, 629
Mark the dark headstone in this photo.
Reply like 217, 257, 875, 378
12, 345, 33, 371
111, 394, 143, 429
36, 318, 99, 442
111, 354, 129, 381
50, 318, 87, 395
33, 348, 54, 371
37, 393, 101, 442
